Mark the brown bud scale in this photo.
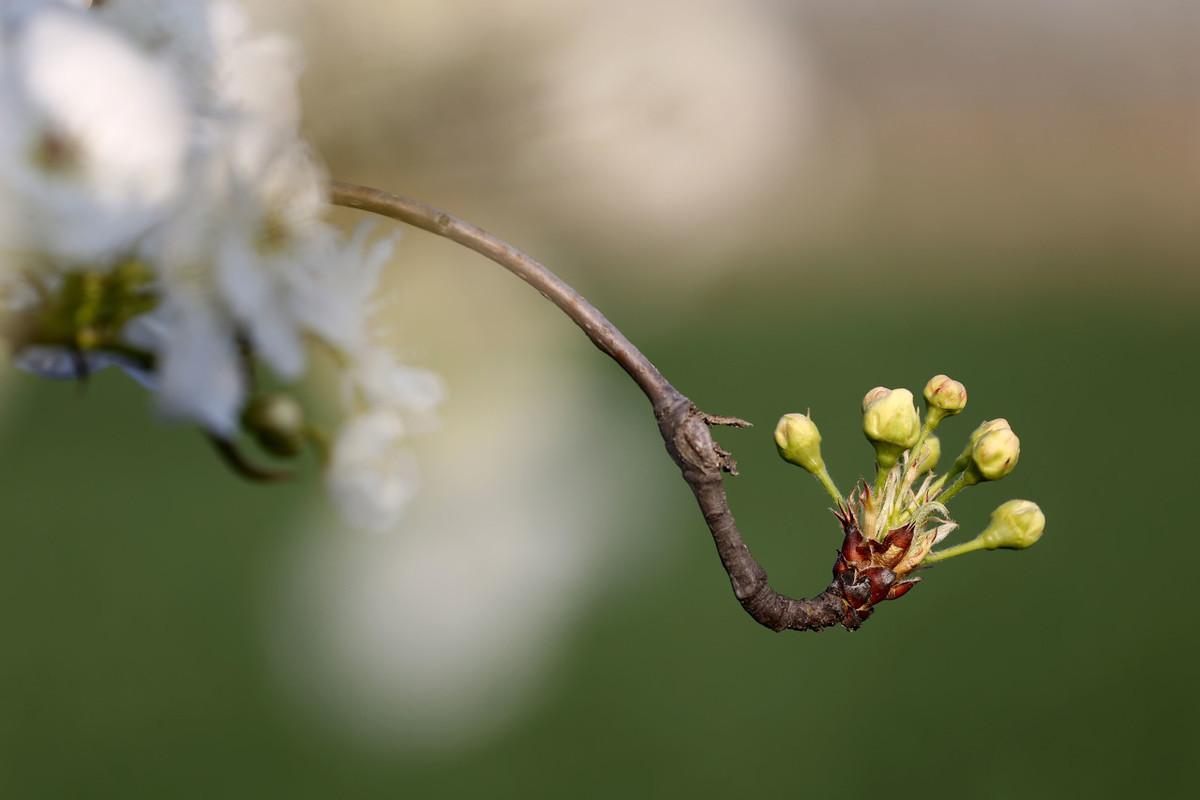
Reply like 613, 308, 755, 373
828, 508, 927, 628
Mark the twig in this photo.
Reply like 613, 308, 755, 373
330, 181, 854, 632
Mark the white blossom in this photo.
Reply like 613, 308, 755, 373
348, 347, 445, 431
0, 0, 443, 529
0, 1, 88, 27
326, 410, 421, 533
85, 0, 216, 87
0, 7, 188, 261
325, 344, 445, 529
212, 143, 327, 379
290, 222, 395, 356
148, 295, 246, 436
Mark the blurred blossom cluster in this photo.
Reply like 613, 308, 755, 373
531, 0, 812, 238
288, 0, 1196, 296
270, 358, 641, 753
291, 0, 826, 270
0, 0, 441, 531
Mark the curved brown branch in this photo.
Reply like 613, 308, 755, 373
331, 181, 856, 632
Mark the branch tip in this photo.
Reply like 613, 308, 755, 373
330, 180, 861, 634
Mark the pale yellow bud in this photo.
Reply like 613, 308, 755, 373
952, 418, 1012, 473
970, 427, 1020, 481
863, 387, 921, 468
980, 499, 1045, 550
862, 386, 891, 413
970, 418, 1011, 444
923, 374, 967, 415
774, 413, 825, 474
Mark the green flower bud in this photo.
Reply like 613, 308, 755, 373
952, 418, 1011, 473
923, 374, 967, 413
914, 434, 941, 474
863, 387, 921, 468
980, 499, 1045, 550
774, 413, 825, 474
924, 498, 1045, 564
970, 427, 1020, 481
243, 393, 307, 458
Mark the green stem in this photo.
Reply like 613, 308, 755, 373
814, 467, 844, 507
924, 537, 987, 564
937, 470, 973, 504
873, 463, 890, 495
945, 438, 975, 484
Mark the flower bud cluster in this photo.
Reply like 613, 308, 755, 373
774, 372, 1045, 621
0, 1, 441, 532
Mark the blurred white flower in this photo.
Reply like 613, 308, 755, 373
0, 0, 442, 529
289, 221, 394, 356
0, 1, 87, 27
212, 145, 328, 380
531, 0, 814, 238
346, 347, 445, 431
326, 410, 420, 533
0, 7, 189, 261
210, 7, 304, 166
270, 358, 648, 754
150, 295, 246, 436
84, 0, 216, 85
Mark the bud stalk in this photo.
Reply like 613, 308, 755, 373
925, 499, 1045, 564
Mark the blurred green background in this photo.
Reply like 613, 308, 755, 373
2, 1, 1198, 797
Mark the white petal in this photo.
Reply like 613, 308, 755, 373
153, 299, 245, 435
350, 347, 445, 420
0, 8, 189, 259
215, 232, 306, 378
289, 222, 393, 354
326, 410, 420, 533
